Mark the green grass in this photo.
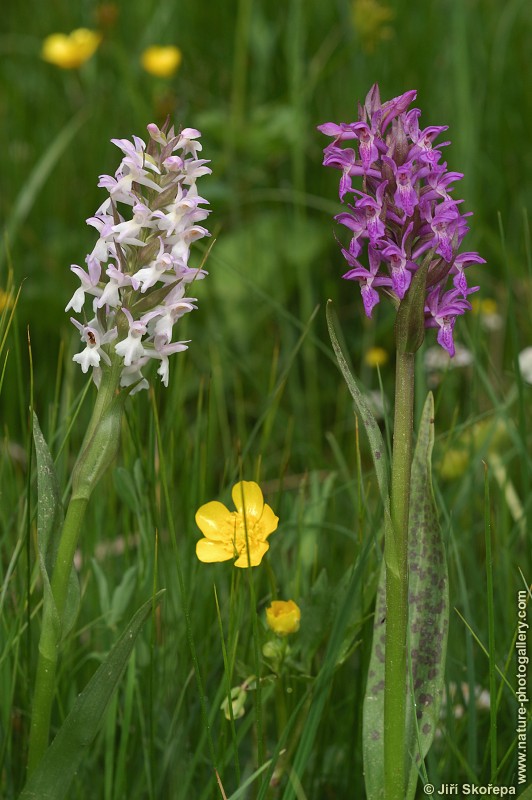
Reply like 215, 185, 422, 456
1, 0, 532, 797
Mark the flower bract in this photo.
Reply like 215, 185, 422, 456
195, 481, 279, 568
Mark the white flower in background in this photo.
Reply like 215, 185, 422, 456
66, 121, 211, 389
518, 347, 532, 384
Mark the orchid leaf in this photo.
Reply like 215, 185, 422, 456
363, 392, 449, 800
18, 591, 164, 800
326, 301, 391, 520
33, 413, 79, 645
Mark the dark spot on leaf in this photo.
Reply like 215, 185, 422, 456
422, 723, 431, 735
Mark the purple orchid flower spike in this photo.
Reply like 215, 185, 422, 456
318, 84, 485, 355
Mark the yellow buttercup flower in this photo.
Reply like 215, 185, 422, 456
195, 481, 279, 568
266, 600, 301, 636
42, 29, 102, 70
364, 346, 389, 368
141, 46, 182, 78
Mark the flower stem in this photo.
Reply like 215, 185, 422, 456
384, 350, 415, 800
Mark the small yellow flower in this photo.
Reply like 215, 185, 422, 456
42, 29, 102, 70
141, 46, 182, 78
266, 600, 301, 636
195, 481, 279, 568
364, 346, 389, 368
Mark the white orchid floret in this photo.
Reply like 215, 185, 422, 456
111, 136, 161, 175
181, 159, 212, 184
153, 298, 198, 344
176, 264, 208, 283
95, 265, 139, 310
71, 319, 117, 373
119, 358, 150, 394
65, 264, 102, 313
111, 202, 156, 246
151, 338, 190, 387
86, 213, 115, 266
114, 309, 149, 366
153, 190, 210, 237
168, 225, 210, 268
175, 127, 203, 157
133, 239, 178, 292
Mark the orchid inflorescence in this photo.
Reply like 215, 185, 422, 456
319, 84, 485, 356
66, 122, 211, 391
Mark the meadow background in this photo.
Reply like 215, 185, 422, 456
1, 0, 531, 797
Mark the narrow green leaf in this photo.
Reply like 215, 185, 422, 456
518, 783, 532, 799
18, 591, 164, 800
363, 393, 449, 800
325, 301, 391, 517
32, 413, 79, 645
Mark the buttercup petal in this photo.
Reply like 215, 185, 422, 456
258, 504, 279, 538
196, 539, 233, 563
234, 540, 270, 568
231, 481, 264, 522
195, 501, 235, 541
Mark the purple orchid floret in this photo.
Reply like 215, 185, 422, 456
319, 83, 485, 356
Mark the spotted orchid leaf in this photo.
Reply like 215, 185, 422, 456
363, 392, 449, 800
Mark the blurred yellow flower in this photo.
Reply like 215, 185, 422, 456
471, 297, 498, 316
470, 297, 503, 331
141, 46, 182, 78
42, 29, 102, 70
195, 481, 279, 568
0, 288, 14, 314
266, 600, 301, 636
364, 346, 389, 368
352, 0, 394, 53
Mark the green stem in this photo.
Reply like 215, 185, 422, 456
27, 360, 123, 774
384, 350, 415, 800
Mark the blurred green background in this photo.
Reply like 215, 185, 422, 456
2, 0, 531, 425
1, 0, 531, 798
